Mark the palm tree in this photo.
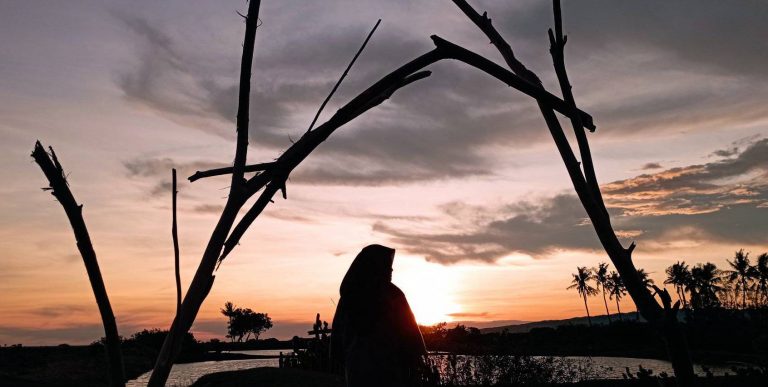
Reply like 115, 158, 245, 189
634, 269, 656, 320
594, 262, 612, 323
637, 268, 655, 289
607, 271, 627, 321
665, 261, 692, 308
689, 263, 723, 309
725, 249, 756, 308
221, 302, 238, 342
756, 253, 768, 307
568, 267, 598, 326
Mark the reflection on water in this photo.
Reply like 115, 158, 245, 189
127, 352, 739, 387
127, 350, 281, 387
563, 356, 734, 379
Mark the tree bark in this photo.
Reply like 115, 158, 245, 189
583, 295, 592, 326
31, 142, 125, 387
602, 289, 612, 324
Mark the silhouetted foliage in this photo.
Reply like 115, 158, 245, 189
594, 263, 613, 324
568, 267, 598, 326
607, 271, 628, 321
221, 302, 273, 342
665, 262, 692, 309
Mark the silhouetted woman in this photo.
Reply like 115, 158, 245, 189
330, 244, 426, 387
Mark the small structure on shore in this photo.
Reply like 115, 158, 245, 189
279, 313, 332, 371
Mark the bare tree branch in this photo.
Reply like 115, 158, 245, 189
307, 19, 381, 133
548, 1, 609, 220
31, 141, 125, 387
231, 0, 262, 191
188, 162, 274, 182
172, 169, 181, 317
450, 0, 542, 87
432, 36, 595, 130
219, 69, 434, 263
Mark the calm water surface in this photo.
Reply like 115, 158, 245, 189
127, 350, 281, 387
127, 352, 739, 386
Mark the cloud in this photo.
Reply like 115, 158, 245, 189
114, 2, 768, 187
192, 204, 224, 214
497, 0, 768, 78
123, 157, 227, 196
28, 305, 90, 318
112, 10, 554, 186
641, 162, 662, 170
602, 138, 768, 216
374, 139, 768, 263
447, 312, 490, 319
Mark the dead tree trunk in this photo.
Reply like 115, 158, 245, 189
452, 1, 696, 385
31, 142, 126, 387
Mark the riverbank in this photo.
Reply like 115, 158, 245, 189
0, 345, 287, 386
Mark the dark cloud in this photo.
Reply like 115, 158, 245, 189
375, 139, 768, 263
641, 163, 662, 170
192, 204, 224, 214
124, 157, 227, 196
603, 138, 768, 216
124, 158, 225, 178
114, 2, 768, 187
28, 305, 90, 318
374, 194, 600, 264
112, 10, 552, 186
0, 324, 104, 345
481, 1, 768, 136
496, 0, 768, 78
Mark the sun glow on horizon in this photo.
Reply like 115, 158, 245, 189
393, 255, 463, 326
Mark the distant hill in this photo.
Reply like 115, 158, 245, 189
449, 319, 529, 329
479, 312, 644, 334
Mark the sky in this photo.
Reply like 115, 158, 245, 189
1, 0, 767, 345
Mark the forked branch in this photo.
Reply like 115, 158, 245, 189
452, 0, 696, 384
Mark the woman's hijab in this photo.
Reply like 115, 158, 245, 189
340, 244, 394, 297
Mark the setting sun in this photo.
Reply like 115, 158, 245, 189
393, 255, 463, 325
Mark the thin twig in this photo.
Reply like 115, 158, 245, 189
172, 169, 181, 317
307, 19, 381, 133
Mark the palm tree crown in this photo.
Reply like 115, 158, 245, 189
665, 261, 692, 308
606, 271, 627, 320
568, 266, 598, 326
689, 263, 723, 309
756, 253, 768, 305
594, 262, 612, 323
725, 249, 756, 308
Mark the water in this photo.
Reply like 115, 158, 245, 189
562, 356, 736, 379
126, 350, 281, 387
126, 353, 741, 386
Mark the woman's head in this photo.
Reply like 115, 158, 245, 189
340, 244, 395, 296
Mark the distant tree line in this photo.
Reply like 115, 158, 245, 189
569, 250, 768, 324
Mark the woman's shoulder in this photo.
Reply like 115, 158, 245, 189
387, 283, 406, 297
